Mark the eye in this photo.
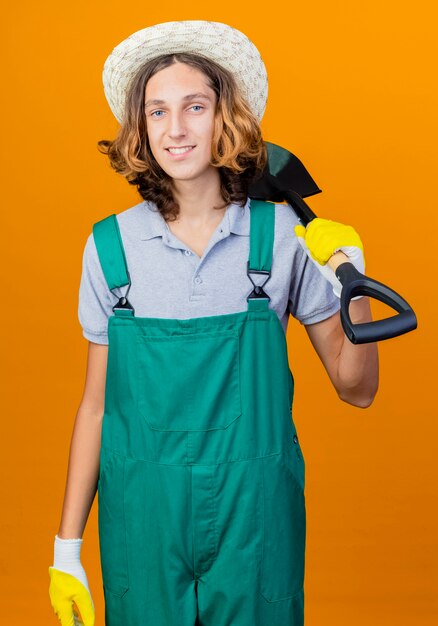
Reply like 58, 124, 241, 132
150, 110, 164, 118
190, 105, 204, 112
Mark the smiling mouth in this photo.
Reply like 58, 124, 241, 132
166, 146, 196, 155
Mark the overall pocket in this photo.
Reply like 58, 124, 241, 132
260, 442, 306, 602
97, 451, 129, 597
136, 329, 242, 431
290, 432, 305, 492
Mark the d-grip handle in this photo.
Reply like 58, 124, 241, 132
334, 262, 418, 344
284, 189, 418, 344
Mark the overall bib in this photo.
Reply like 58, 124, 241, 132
93, 199, 306, 626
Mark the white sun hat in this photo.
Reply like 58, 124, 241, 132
102, 20, 268, 124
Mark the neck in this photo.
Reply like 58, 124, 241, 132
171, 168, 226, 224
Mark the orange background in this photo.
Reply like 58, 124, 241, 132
2, 1, 437, 625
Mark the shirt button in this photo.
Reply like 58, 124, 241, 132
194, 276, 202, 284
185, 250, 191, 256
293, 434, 298, 444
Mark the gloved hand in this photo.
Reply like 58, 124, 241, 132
48, 534, 95, 626
294, 217, 366, 300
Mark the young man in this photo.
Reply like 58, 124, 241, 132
49, 20, 378, 626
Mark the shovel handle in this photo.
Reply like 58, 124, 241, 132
328, 252, 417, 344
285, 190, 418, 344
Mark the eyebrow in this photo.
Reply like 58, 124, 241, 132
144, 92, 212, 108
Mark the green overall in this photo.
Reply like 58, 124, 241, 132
93, 199, 306, 626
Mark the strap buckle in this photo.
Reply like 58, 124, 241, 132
111, 272, 135, 313
246, 261, 271, 301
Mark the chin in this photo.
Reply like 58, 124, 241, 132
170, 167, 207, 180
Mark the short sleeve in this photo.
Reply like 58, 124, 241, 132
288, 242, 341, 325
78, 232, 115, 344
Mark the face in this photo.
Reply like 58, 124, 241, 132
144, 62, 217, 184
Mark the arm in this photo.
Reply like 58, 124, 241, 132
305, 296, 379, 408
57, 342, 108, 538
294, 218, 379, 407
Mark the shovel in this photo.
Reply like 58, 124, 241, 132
248, 141, 417, 344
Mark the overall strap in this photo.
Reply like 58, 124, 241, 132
92, 214, 135, 316
247, 199, 275, 312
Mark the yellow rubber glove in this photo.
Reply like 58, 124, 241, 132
294, 217, 366, 299
48, 567, 95, 626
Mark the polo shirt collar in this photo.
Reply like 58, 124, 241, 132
139, 197, 251, 240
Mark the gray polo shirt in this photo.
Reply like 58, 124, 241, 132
78, 197, 341, 344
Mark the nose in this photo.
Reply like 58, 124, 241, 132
167, 110, 187, 140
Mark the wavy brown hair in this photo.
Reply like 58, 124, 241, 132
97, 52, 267, 222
